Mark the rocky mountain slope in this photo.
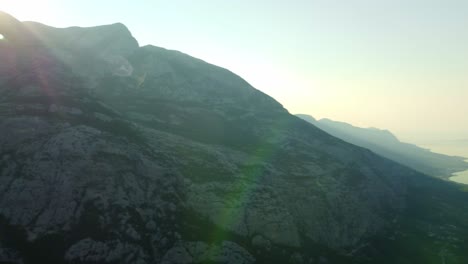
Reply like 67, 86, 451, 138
1, 11, 468, 264
296, 114, 468, 179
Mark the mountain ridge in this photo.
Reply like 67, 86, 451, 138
1, 11, 468, 264
297, 114, 468, 178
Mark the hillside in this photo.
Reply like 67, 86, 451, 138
1, 11, 468, 264
297, 114, 468, 179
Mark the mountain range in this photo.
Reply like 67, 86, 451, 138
296, 114, 468, 179
1, 11, 468, 264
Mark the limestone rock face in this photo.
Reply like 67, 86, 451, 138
162, 241, 255, 264
1, 11, 468, 264
65, 238, 149, 264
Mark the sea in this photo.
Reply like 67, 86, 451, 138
418, 139, 468, 185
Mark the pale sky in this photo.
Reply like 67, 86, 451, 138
1, 0, 467, 143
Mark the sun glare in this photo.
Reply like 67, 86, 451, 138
0, 0, 48, 23
0, 34, 4, 40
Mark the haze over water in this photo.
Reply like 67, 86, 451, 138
418, 139, 468, 184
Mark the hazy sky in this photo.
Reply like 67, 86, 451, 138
1, 0, 467, 142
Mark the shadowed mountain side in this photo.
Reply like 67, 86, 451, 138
1, 11, 468, 264
297, 114, 468, 179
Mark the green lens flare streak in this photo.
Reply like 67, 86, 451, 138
208, 116, 289, 245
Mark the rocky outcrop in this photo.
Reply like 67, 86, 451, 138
161, 241, 255, 264
65, 238, 149, 264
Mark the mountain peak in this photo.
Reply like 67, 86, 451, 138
1, 11, 139, 58
296, 114, 317, 123
0, 10, 19, 25
0, 10, 16, 22
22, 20, 139, 56
0, 10, 35, 43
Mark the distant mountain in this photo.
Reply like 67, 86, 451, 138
296, 114, 468, 178
1, 11, 468, 264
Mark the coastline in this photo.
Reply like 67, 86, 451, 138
417, 142, 468, 183
449, 159, 468, 185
